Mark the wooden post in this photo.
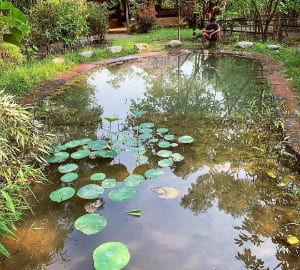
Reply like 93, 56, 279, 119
177, 0, 181, 41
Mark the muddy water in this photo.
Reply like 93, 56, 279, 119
2, 54, 300, 270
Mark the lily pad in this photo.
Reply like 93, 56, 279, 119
54, 144, 68, 153
157, 150, 172, 158
130, 109, 148, 116
93, 242, 130, 270
64, 140, 81, 149
60, 172, 78, 183
88, 140, 108, 151
139, 133, 152, 140
91, 173, 106, 181
124, 174, 145, 187
77, 184, 104, 199
150, 138, 159, 143
158, 141, 171, 148
164, 134, 175, 141
287, 235, 299, 245
108, 186, 136, 202
157, 128, 168, 134
58, 163, 78, 173
171, 153, 184, 162
178, 135, 194, 144
130, 147, 146, 155
134, 156, 148, 163
158, 158, 173, 167
78, 138, 92, 145
171, 143, 178, 147
139, 128, 152, 134
95, 150, 118, 159
50, 187, 75, 202
102, 178, 117, 189
74, 213, 107, 235
145, 169, 165, 179
45, 152, 69, 163
126, 209, 141, 216
71, 149, 91, 159
140, 122, 155, 128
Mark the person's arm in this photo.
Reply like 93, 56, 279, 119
209, 26, 220, 38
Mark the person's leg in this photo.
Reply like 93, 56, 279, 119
216, 32, 221, 49
201, 33, 209, 49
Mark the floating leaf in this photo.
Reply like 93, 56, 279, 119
88, 140, 108, 151
77, 184, 104, 199
145, 169, 165, 179
134, 156, 148, 163
139, 128, 152, 134
130, 147, 146, 155
126, 209, 141, 216
58, 163, 78, 173
287, 235, 299, 245
157, 150, 172, 158
64, 140, 81, 149
164, 135, 175, 141
60, 173, 78, 183
152, 187, 179, 199
77, 138, 92, 146
178, 135, 194, 144
267, 171, 276, 179
150, 138, 159, 143
50, 187, 75, 202
158, 158, 173, 167
108, 186, 136, 202
140, 122, 154, 128
157, 128, 168, 134
139, 133, 152, 140
74, 213, 107, 235
91, 173, 106, 181
54, 144, 68, 153
158, 141, 171, 148
93, 242, 130, 270
95, 150, 118, 159
124, 174, 145, 187
171, 153, 184, 162
45, 152, 69, 163
171, 143, 178, 147
130, 109, 148, 116
102, 179, 117, 189
71, 149, 91, 159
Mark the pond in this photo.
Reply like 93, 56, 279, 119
3, 53, 300, 270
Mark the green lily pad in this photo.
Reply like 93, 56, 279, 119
178, 135, 194, 144
145, 169, 165, 179
150, 138, 159, 143
64, 140, 81, 149
157, 128, 168, 134
54, 144, 68, 153
71, 149, 91, 159
171, 153, 184, 162
139, 128, 152, 134
77, 184, 104, 199
139, 133, 152, 140
171, 143, 178, 147
93, 242, 130, 270
130, 109, 148, 116
130, 147, 146, 155
50, 187, 75, 202
45, 152, 69, 163
126, 209, 141, 216
95, 150, 118, 159
60, 172, 78, 183
91, 173, 106, 181
74, 213, 107, 235
158, 158, 173, 167
140, 122, 155, 128
88, 140, 108, 151
164, 134, 175, 141
58, 163, 78, 173
134, 156, 148, 163
157, 150, 172, 158
108, 186, 136, 202
78, 138, 92, 145
158, 141, 171, 148
102, 178, 117, 189
124, 174, 145, 187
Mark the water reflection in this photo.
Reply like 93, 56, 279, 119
2, 53, 299, 270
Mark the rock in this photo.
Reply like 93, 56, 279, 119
79, 51, 93, 58
168, 40, 182, 47
237, 41, 253, 49
134, 43, 148, 51
266, 45, 280, 50
296, 49, 300, 55
108, 46, 122, 53
52, 57, 65, 64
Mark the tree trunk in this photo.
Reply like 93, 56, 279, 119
125, 0, 129, 32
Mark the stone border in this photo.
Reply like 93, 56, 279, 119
20, 49, 300, 166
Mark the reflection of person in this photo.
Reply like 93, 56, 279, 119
202, 54, 219, 80
201, 17, 221, 50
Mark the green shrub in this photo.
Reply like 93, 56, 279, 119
0, 42, 24, 70
28, 0, 88, 53
86, 2, 110, 42
134, 3, 156, 33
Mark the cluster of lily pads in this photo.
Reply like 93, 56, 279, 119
45, 110, 194, 270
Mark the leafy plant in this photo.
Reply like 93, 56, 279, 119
134, 3, 156, 33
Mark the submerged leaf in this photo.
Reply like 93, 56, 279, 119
74, 213, 107, 235
58, 163, 78, 173
50, 187, 75, 202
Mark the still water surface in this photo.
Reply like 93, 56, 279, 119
3, 53, 300, 270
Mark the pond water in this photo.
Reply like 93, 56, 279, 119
3, 53, 300, 270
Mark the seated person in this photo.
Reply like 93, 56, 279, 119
201, 17, 221, 50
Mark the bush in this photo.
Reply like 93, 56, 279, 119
86, 2, 109, 43
134, 4, 156, 33
0, 42, 24, 70
181, 1, 197, 29
28, 0, 88, 53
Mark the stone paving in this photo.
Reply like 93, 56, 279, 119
20, 50, 300, 166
